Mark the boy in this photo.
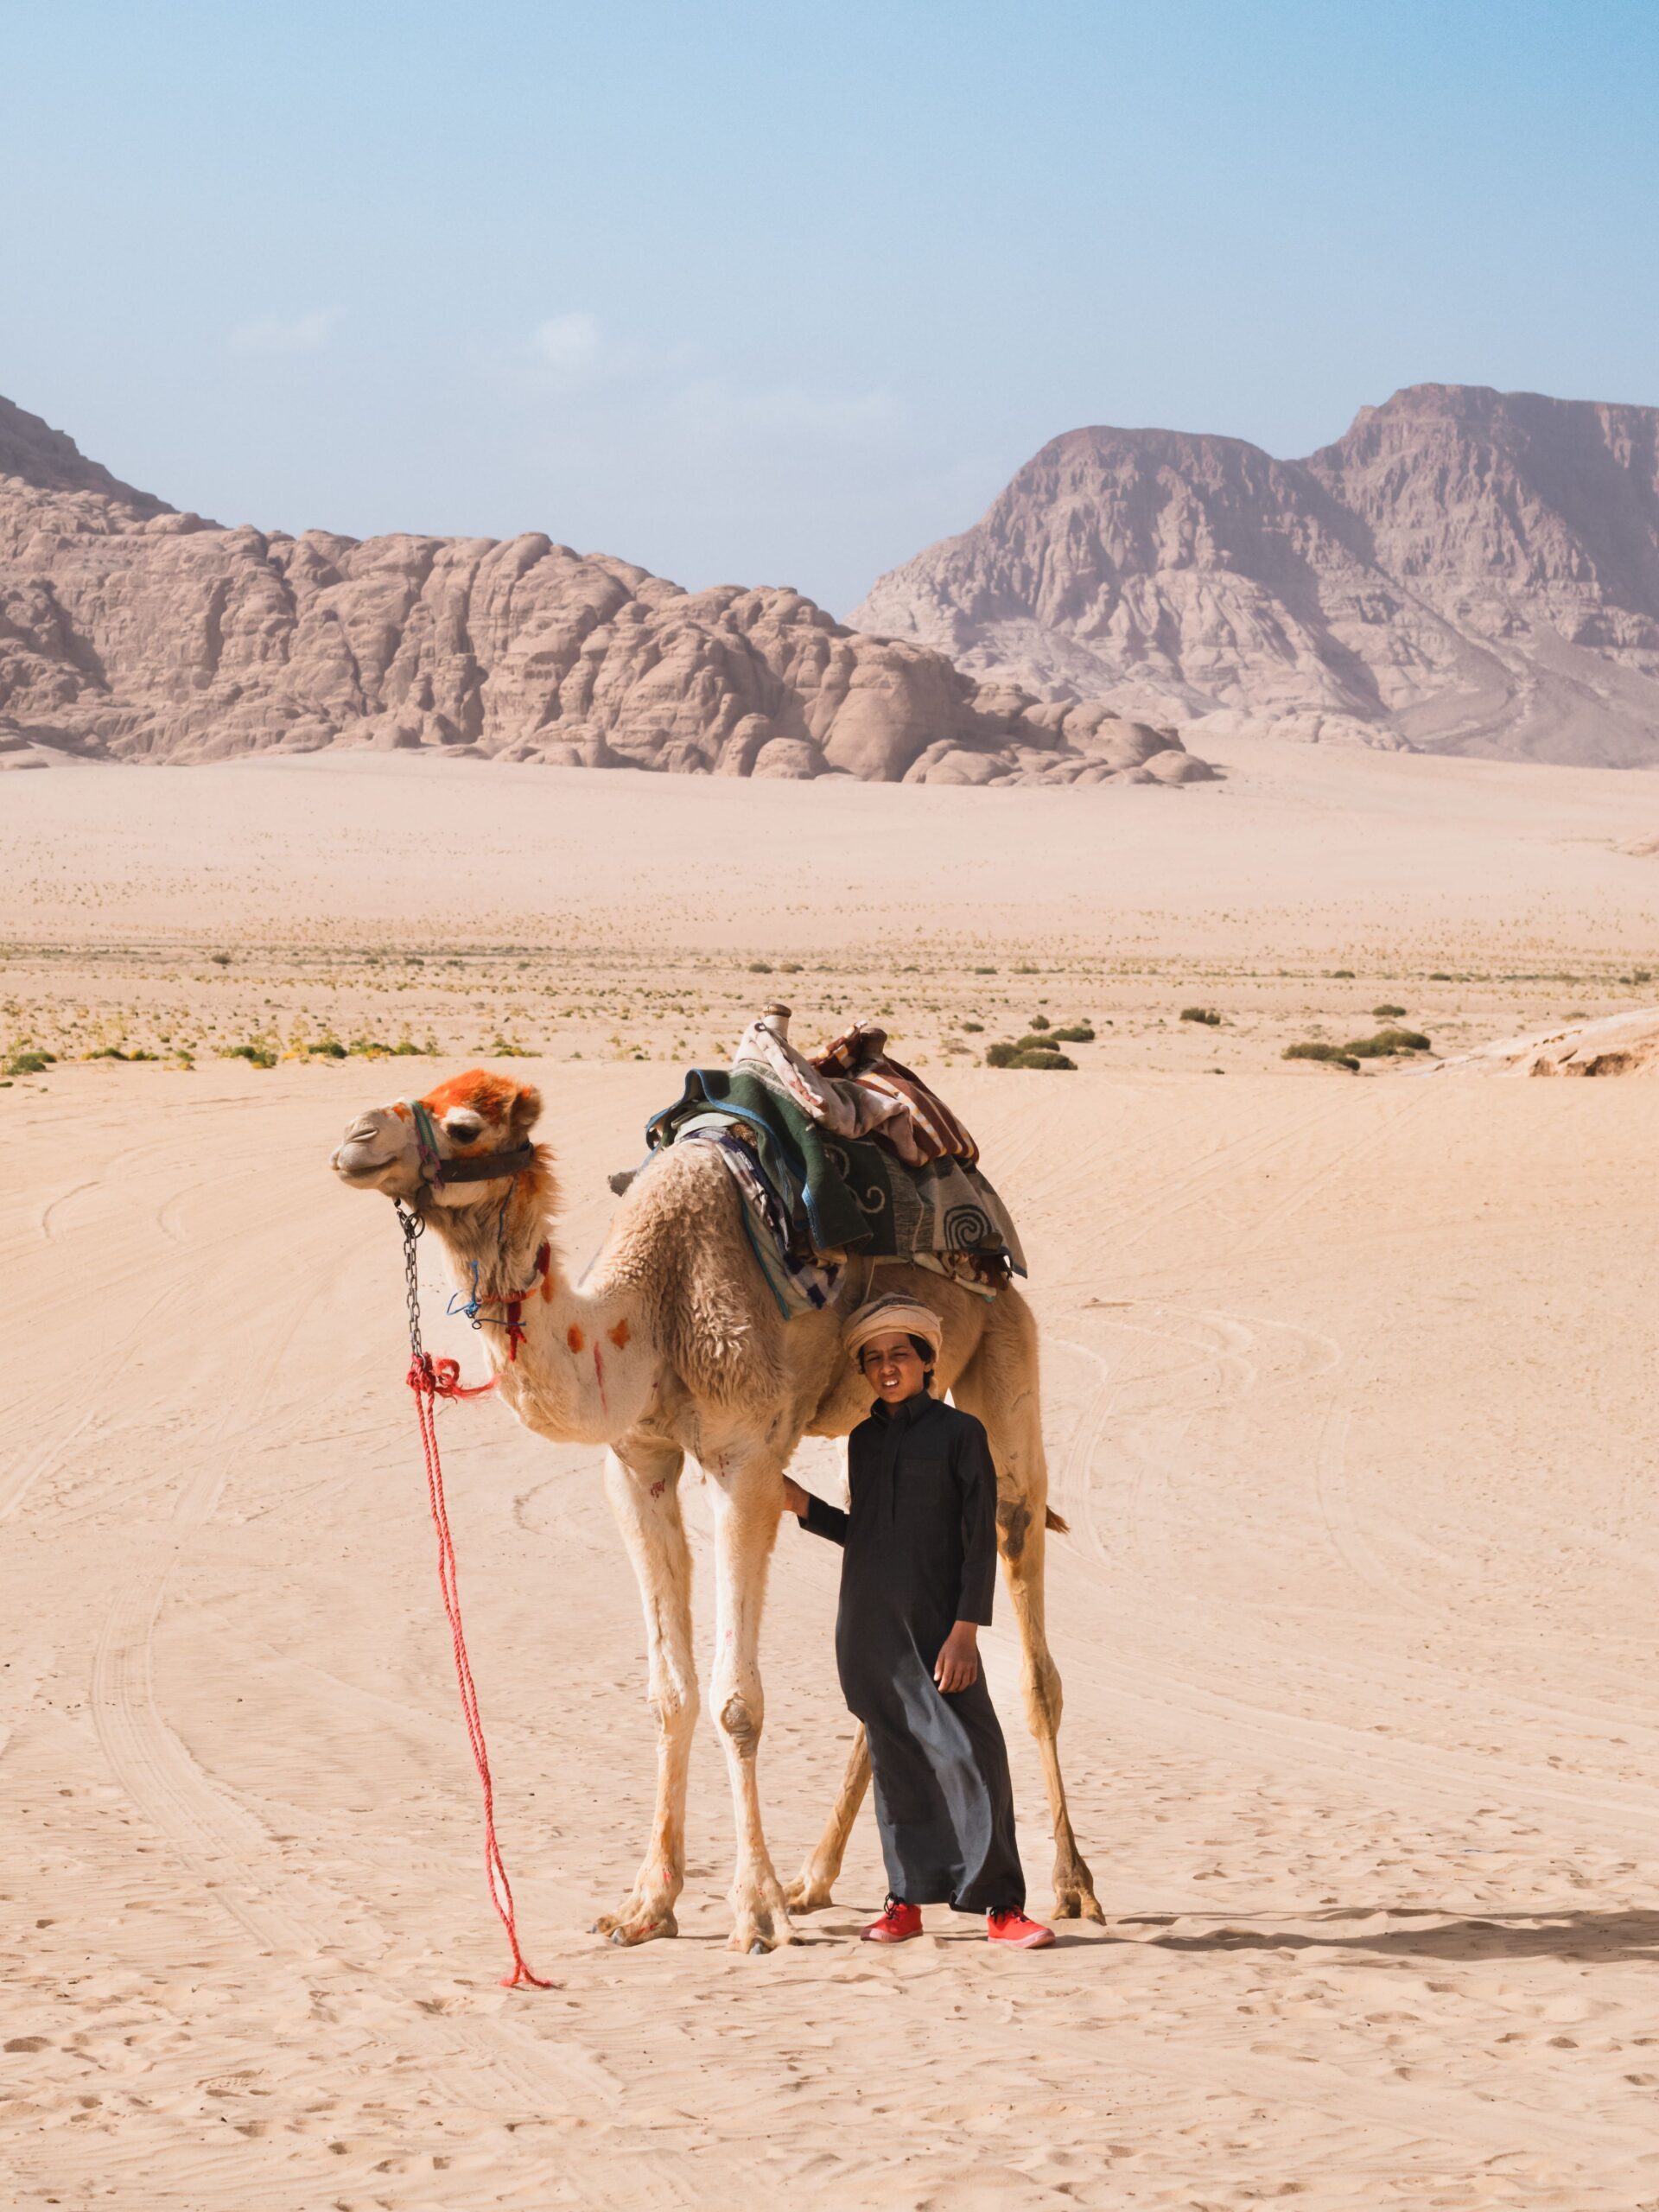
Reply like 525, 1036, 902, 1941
783, 1294, 1054, 1948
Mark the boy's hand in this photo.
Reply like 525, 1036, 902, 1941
780, 1476, 810, 1518
934, 1622, 979, 1694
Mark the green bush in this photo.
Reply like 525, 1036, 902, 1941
1027, 1012, 1050, 1030
1372, 1003, 1407, 1019
220, 1044, 277, 1069
5, 1051, 54, 1076
1344, 1028, 1430, 1058
987, 1039, 1076, 1071
1283, 1041, 1358, 1071
1048, 1023, 1095, 1043
961, 1020, 983, 1033
1180, 1007, 1221, 1027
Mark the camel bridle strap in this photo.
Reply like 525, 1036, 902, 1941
392, 1202, 551, 1992
406, 1098, 539, 1188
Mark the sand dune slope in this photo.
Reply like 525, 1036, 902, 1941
4, 1052, 1659, 2209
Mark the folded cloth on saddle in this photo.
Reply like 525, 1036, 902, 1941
645, 1067, 1025, 1285
731, 1014, 979, 1169
810, 1019, 980, 1168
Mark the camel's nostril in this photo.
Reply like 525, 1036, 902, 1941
344, 1117, 379, 1145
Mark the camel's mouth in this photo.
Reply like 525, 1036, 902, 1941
331, 1141, 397, 1183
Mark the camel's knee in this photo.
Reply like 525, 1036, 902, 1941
1021, 1651, 1064, 1735
716, 1688, 763, 1761
650, 1676, 697, 1745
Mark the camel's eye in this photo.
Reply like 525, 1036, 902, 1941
445, 1114, 484, 1144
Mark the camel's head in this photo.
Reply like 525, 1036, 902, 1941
331, 1070, 545, 1207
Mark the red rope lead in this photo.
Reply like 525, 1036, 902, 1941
408, 1351, 552, 1989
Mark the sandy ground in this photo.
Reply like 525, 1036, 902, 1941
5, 747, 1659, 2208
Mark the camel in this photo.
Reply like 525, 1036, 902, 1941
331, 1065, 1100, 1953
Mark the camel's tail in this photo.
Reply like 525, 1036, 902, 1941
1044, 1505, 1069, 1535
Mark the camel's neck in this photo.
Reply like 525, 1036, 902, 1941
420, 1174, 654, 1446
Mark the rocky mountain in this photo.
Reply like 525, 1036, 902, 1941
851, 385, 1659, 766
0, 395, 1213, 787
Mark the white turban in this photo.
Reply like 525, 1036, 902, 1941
842, 1294, 943, 1365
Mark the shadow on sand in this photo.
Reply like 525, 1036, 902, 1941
1122, 1907, 1659, 1966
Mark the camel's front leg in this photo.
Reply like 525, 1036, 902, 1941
707, 1454, 797, 1953
787, 1726, 870, 1912
594, 1440, 696, 1946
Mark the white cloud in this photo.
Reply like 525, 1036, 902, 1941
531, 311, 602, 372
227, 308, 343, 354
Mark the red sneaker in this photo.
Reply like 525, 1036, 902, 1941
862, 1897, 923, 1943
987, 1909, 1055, 1949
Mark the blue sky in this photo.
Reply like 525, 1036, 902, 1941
4, 1, 1656, 611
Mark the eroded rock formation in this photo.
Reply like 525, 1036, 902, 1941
0, 394, 1214, 787
851, 385, 1659, 766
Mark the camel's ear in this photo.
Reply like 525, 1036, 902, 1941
509, 1084, 544, 1139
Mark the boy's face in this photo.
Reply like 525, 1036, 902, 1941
860, 1331, 929, 1405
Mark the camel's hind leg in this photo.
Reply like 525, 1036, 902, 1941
786, 1725, 870, 1913
953, 1296, 1104, 1922
594, 1438, 696, 1946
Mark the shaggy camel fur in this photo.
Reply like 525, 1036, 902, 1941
332, 1068, 1100, 1952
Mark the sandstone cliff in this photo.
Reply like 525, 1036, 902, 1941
0, 395, 1213, 788
850, 385, 1659, 766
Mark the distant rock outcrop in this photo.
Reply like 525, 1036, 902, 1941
1431, 1008, 1659, 1077
851, 385, 1659, 766
0, 394, 1216, 787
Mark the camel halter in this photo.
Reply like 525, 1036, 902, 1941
406, 1097, 539, 1189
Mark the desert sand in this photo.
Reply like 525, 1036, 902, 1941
5, 741, 1659, 2209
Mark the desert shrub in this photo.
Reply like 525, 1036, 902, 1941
392, 1039, 425, 1056
220, 1043, 277, 1069
987, 1039, 1076, 1070
1372, 1003, 1407, 1019
1048, 1023, 1095, 1043
310, 1039, 347, 1058
1180, 1007, 1221, 1026
1027, 1013, 1050, 1030
1283, 1041, 1358, 1071
1330, 968, 1355, 979
962, 1020, 983, 1033
1344, 1028, 1430, 1058
6, 1051, 54, 1075
1014, 962, 1039, 974
747, 960, 772, 974
973, 965, 996, 975
1428, 970, 1452, 981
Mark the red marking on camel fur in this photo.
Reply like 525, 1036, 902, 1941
592, 1341, 607, 1408
650, 1478, 666, 1498
608, 1317, 631, 1351
566, 1324, 585, 1355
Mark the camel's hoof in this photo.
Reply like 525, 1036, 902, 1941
785, 1878, 836, 1914
728, 1907, 797, 1955
1053, 1887, 1107, 1924
594, 1908, 677, 1946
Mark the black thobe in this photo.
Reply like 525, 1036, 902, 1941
798, 1392, 1026, 1914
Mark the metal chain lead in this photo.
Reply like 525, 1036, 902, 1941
397, 1202, 426, 1363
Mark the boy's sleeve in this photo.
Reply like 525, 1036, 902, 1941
955, 1418, 998, 1625
799, 1492, 849, 1546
